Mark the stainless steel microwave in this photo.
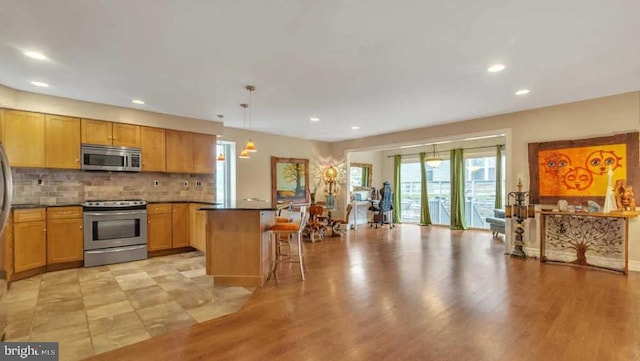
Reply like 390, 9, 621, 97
81, 144, 142, 172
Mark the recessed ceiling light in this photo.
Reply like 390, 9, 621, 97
351, 126, 360, 130
487, 64, 505, 73
515, 89, 530, 95
131, 99, 145, 105
30, 81, 49, 87
310, 117, 320, 122
24, 51, 48, 60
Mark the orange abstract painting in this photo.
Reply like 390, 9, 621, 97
528, 132, 639, 205
538, 144, 626, 197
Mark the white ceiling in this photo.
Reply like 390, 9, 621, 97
1, 0, 639, 142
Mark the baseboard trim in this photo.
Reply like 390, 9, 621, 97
628, 260, 640, 272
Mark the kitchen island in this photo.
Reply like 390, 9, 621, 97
199, 201, 276, 287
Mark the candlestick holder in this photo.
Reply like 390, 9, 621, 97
505, 179, 534, 258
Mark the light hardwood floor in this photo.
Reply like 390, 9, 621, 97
86, 225, 640, 361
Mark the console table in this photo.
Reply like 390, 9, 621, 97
539, 210, 638, 274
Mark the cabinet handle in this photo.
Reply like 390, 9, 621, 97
108, 135, 113, 139
75, 159, 79, 163
43, 229, 46, 232
57, 211, 73, 215
79, 225, 83, 229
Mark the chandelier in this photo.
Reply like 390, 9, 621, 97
425, 144, 443, 168
243, 85, 257, 153
239, 103, 250, 159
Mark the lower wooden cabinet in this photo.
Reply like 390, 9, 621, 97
46, 207, 83, 264
172, 203, 190, 248
13, 208, 46, 273
189, 203, 207, 253
2, 213, 14, 280
147, 204, 173, 251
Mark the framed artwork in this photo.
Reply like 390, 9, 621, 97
271, 157, 310, 207
528, 132, 639, 204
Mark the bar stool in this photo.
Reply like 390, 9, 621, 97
267, 208, 309, 282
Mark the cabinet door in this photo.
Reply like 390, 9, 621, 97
2, 213, 14, 279
14, 220, 47, 273
45, 115, 81, 169
192, 133, 216, 174
193, 210, 207, 253
147, 213, 172, 251
140, 126, 166, 172
46, 218, 83, 264
112, 123, 141, 147
172, 203, 190, 248
81, 119, 112, 146
166, 130, 194, 173
3, 110, 45, 167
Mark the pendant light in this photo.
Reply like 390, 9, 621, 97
216, 114, 225, 162
425, 144, 443, 168
239, 103, 250, 159
244, 85, 257, 152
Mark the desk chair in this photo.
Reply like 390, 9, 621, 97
267, 208, 309, 282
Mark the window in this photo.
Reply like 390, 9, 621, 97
216, 141, 235, 207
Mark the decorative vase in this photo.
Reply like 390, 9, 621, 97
326, 194, 335, 209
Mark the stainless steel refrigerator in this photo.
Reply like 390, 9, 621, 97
0, 142, 13, 341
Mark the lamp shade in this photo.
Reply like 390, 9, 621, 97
239, 149, 250, 159
217, 153, 225, 161
245, 139, 257, 152
425, 144, 442, 168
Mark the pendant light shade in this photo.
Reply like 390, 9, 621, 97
245, 139, 257, 152
425, 144, 443, 168
239, 149, 250, 159
244, 85, 257, 153
216, 114, 225, 161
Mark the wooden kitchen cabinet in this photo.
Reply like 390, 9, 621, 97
166, 130, 194, 173
45, 115, 81, 169
13, 208, 46, 273
192, 133, 216, 174
172, 203, 190, 248
46, 207, 83, 264
189, 203, 207, 253
166, 130, 216, 174
140, 126, 166, 172
147, 203, 173, 251
81, 119, 141, 147
2, 212, 14, 281
2, 110, 45, 167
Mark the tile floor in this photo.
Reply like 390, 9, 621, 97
3, 251, 254, 361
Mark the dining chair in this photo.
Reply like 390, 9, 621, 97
330, 203, 353, 235
307, 204, 326, 242
267, 208, 309, 282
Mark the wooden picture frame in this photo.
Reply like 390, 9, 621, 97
528, 132, 639, 205
271, 157, 310, 207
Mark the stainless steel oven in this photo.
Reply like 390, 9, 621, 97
83, 200, 147, 267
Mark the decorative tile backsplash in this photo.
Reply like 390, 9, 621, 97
11, 168, 215, 205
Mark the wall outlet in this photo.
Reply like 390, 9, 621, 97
183, 181, 189, 187
153, 180, 159, 187
195, 181, 202, 187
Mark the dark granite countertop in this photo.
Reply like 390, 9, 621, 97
12, 201, 219, 210
199, 200, 275, 211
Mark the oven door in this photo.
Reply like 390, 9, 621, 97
83, 209, 147, 250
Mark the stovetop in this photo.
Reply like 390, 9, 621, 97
83, 199, 147, 207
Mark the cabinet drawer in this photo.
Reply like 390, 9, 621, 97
13, 208, 46, 223
147, 203, 172, 214
47, 206, 82, 220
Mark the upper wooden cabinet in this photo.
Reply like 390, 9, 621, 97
2, 110, 45, 167
140, 126, 166, 172
45, 115, 81, 169
192, 133, 216, 174
166, 130, 216, 174
166, 130, 195, 173
81, 119, 141, 147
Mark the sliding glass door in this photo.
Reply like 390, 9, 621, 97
398, 152, 504, 229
